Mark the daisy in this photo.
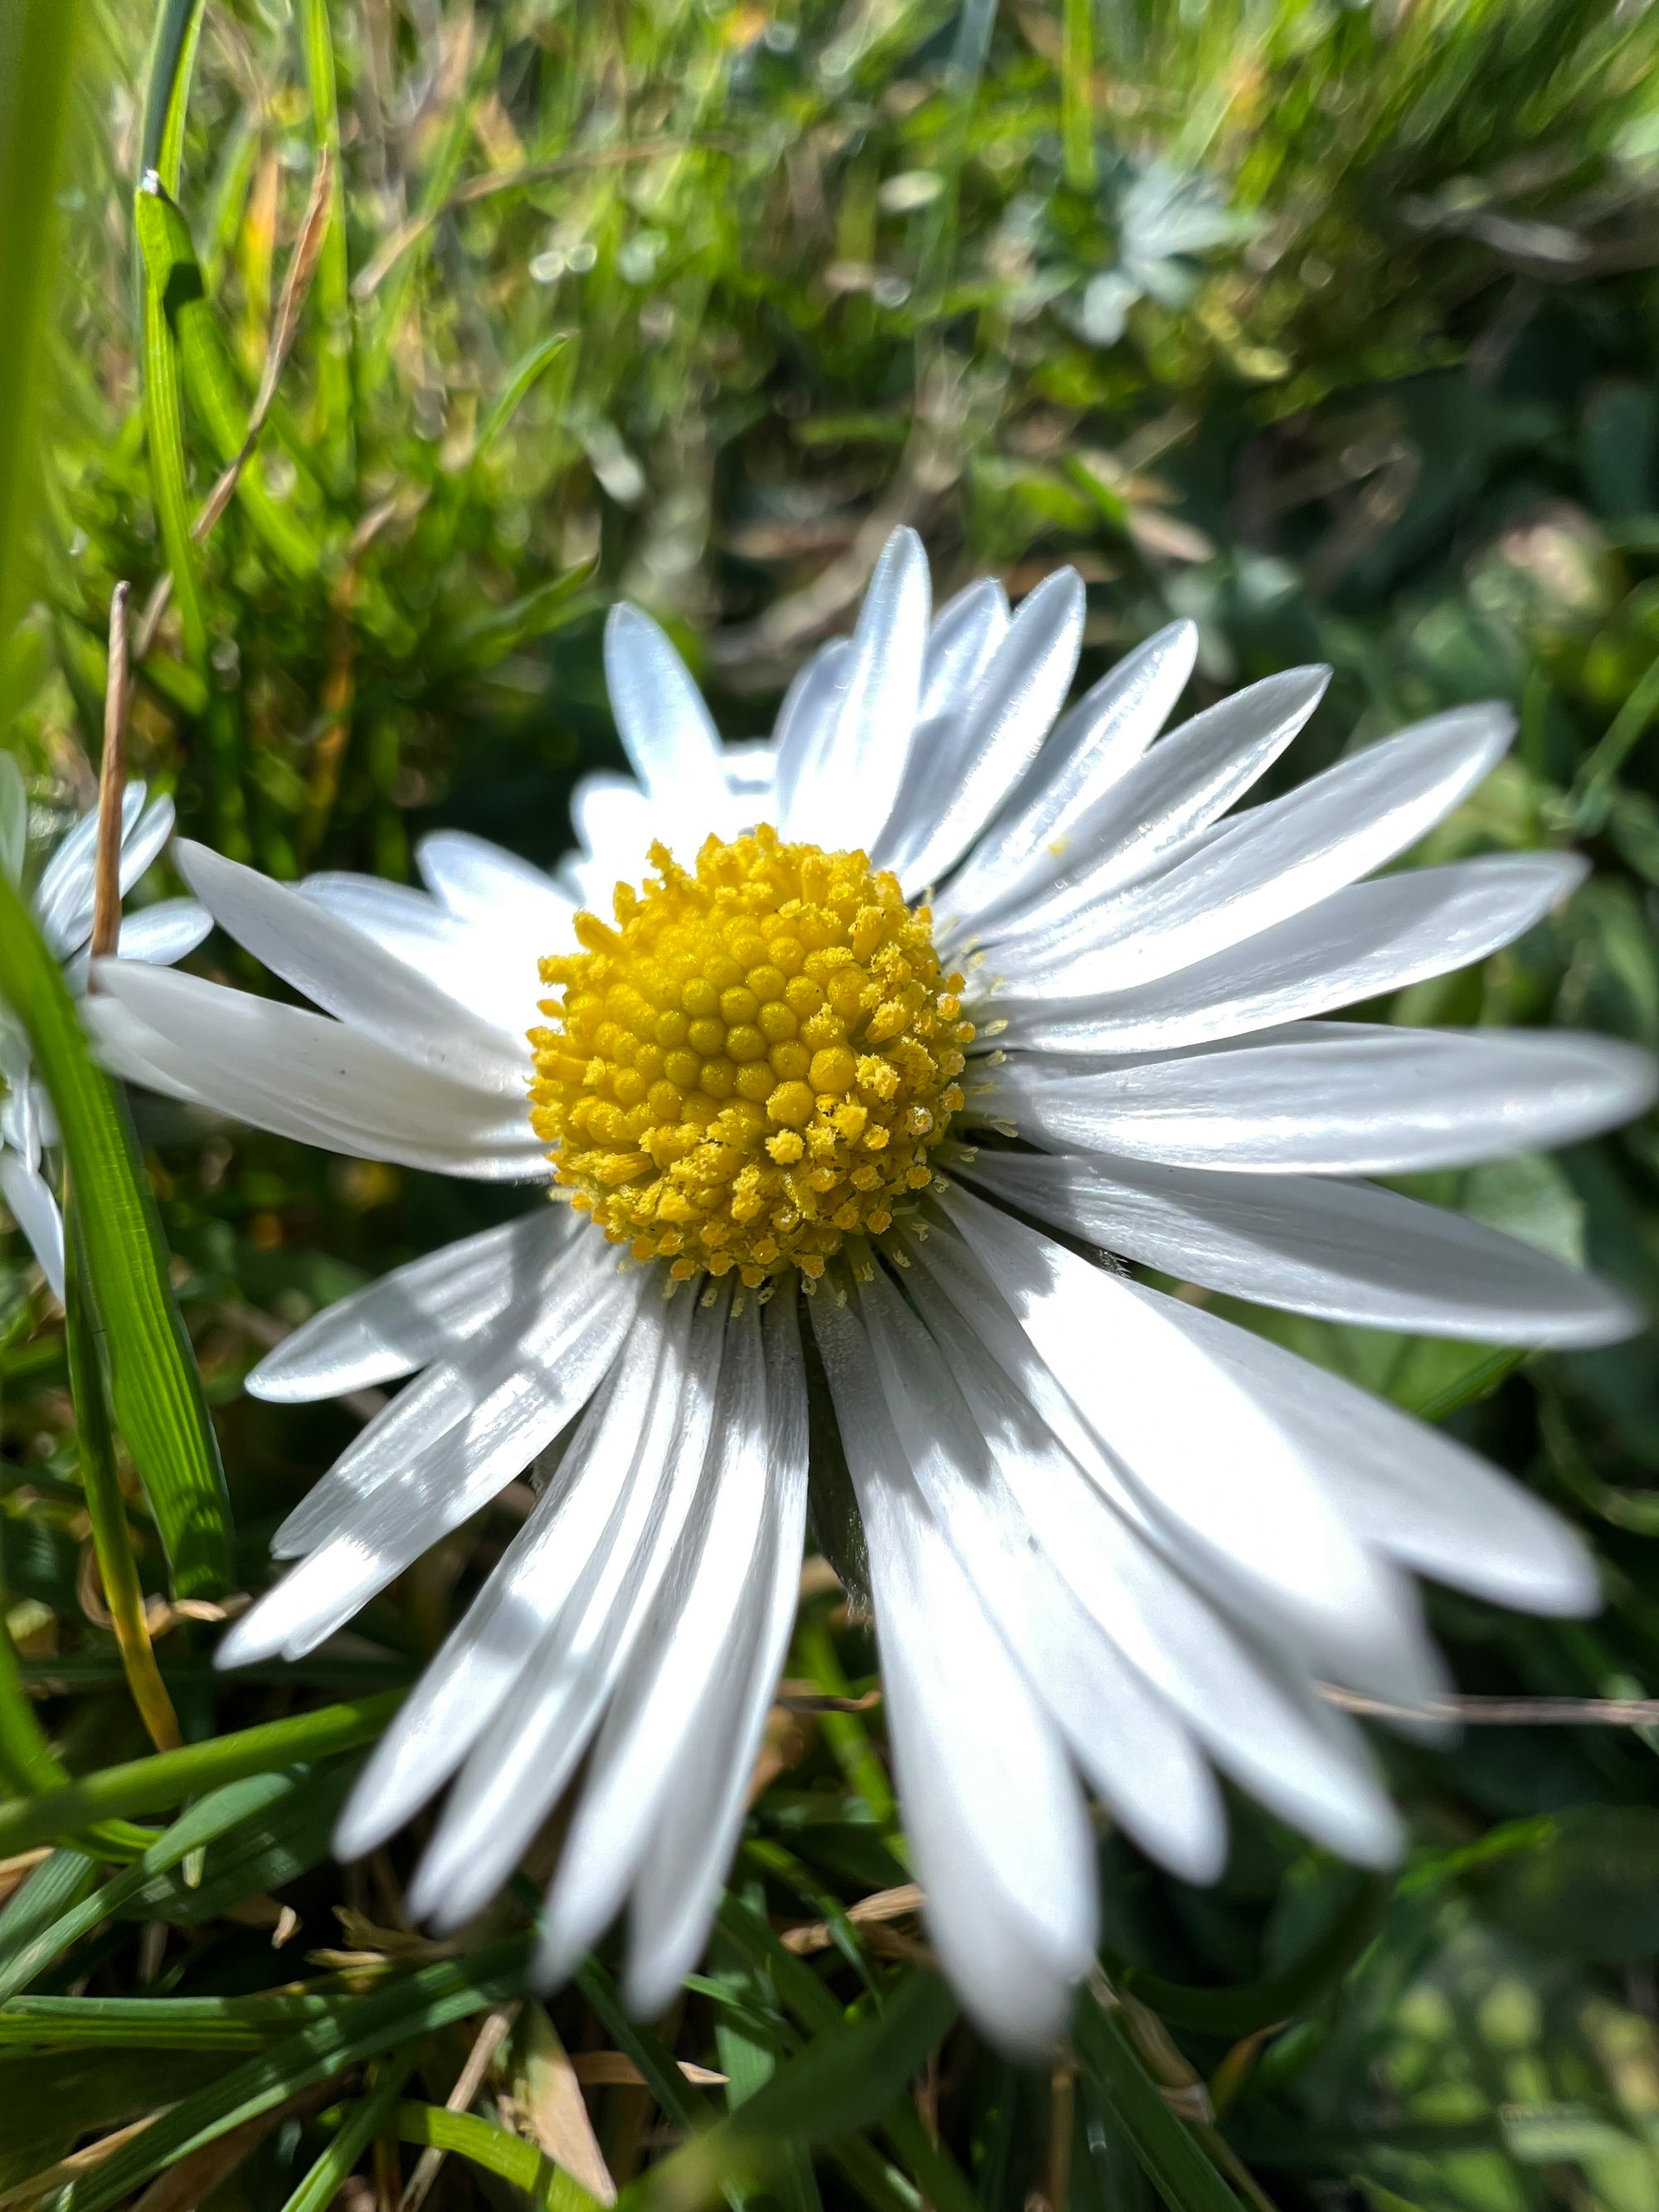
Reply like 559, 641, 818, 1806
0, 761, 208, 1301
89, 532, 1654, 2052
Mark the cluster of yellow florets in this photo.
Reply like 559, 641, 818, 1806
528, 827, 972, 1286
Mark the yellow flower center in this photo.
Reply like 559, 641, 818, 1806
528, 827, 972, 1286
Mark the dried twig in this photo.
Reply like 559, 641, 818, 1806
194, 145, 335, 544
568, 2054, 727, 2089
1323, 1687, 1659, 1728
781, 1879, 924, 1956
396, 2001, 521, 2212
90, 583, 131, 965
135, 148, 335, 662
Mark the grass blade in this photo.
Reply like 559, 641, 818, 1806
0, 1690, 398, 1858
0, 1768, 307, 2001
277, 2056, 417, 2212
134, 173, 211, 679
0, 877, 233, 1598
0, 0, 85, 664
56, 1936, 533, 2212
0, 1534, 158, 1864
1073, 1989, 1241, 2212
298, 0, 356, 490
64, 1203, 182, 1753
390, 2101, 602, 2212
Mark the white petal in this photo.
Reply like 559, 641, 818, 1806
270, 1229, 635, 1557
568, 773, 659, 878
941, 1186, 1438, 1702
604, 605, 737, 847
963, 1146, 1642, 1347
416, 829, 576, 945
901, 1222, 1407, 1862
301, 873, 543, 1038
0, 1150, 66, 1302
854, 1267, 1226, 1884
772, 641, 852, 838
786, 527, 931, 856
995, 852, 1589, 1056
983, 1024, 1657, 1179
114, 899, 212, 968
943, 619, 1198, 926
1142, 1285, 1600, 1616
248, 1208, 577, 1403
919, 577, 1011, 721
405, 1290, 717, 1928
336, 1291, 723, 1862
976, 668, 1328, 947
32, 785, 144, 954
175, 843, 528, 1092
813, 1289, 1097, 2054
88, 964, 545, 1180
890, 571, 1086, 897
998, 704, 1513, 998
541, 1288, 807, 1998
220, 1251, 643, 1670
617, 1288, 810, 2011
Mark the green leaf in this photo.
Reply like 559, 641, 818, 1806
0, 1991, 353, 2050
445, 566, 600, 669
0, 1850, 96, 1979
1465, 1806, 1659, 1963
0, 753, 25, 882
134, 173, 210, 677
56, 1935, 532, 2212
0, 1767, 319, 2000
117, 1757, 354, 1925
390, 2101, 602, 2212
0, 2048, 240, 2191
65, 1200, 182, 1753
727, 1969, 956, 2146
1072, 1991, 1241, 2212
297, 0, 356, 489
1114, 1874, 1389, 2037
0, 1533, 158, 1864
0, 875, 232, 1597
128, 177, 324, 579
137, 0, 203, 189
0, 1689, 399, 1857
0, 0, 84, 663
277, 2056, 417, 2212
474, 333, 571, 461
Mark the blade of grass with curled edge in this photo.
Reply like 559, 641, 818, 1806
1072, 1986, 1243, 2212
390, 2103, 602, 2212
0, 880, 232, 1599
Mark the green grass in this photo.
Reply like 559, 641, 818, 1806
3, 3, 1659, 2210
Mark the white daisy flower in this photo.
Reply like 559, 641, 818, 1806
0, 764, 209, 1302
88, 531, 1655, 2052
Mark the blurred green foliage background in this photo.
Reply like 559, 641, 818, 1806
5, 1, 1659, 2209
